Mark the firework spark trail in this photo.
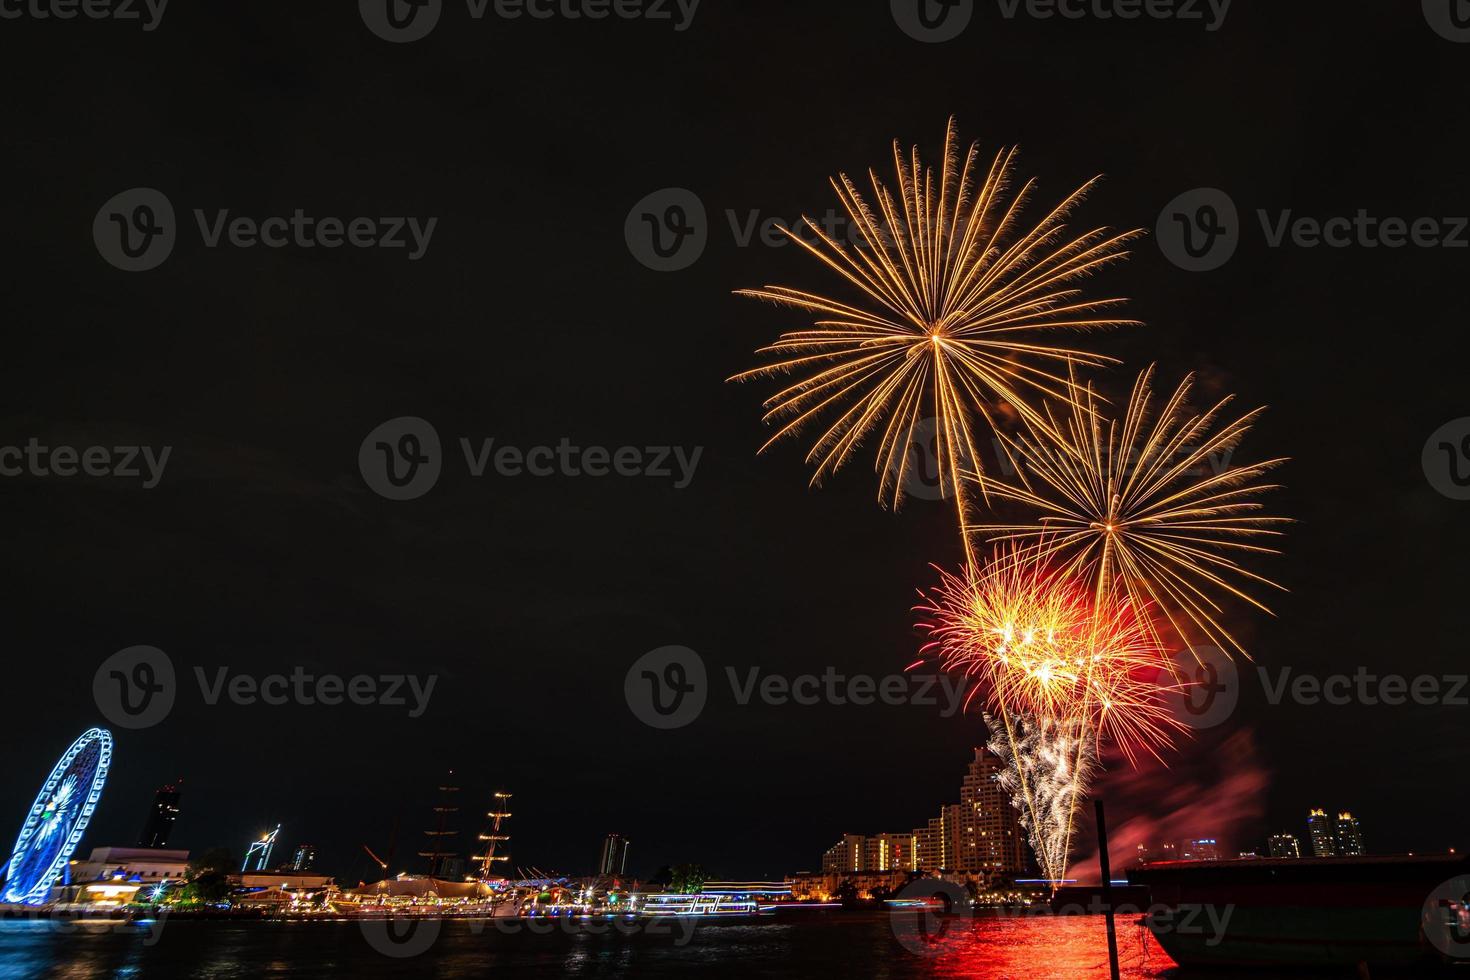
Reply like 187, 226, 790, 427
731, 121, 1141, 878
730, 118, 1141, 560
915, 546, 1180, 762
916, 548, 1181, 882
986, 711, 1094, 885
728, 123, 1272, 884
977, 364, 1289, 660
975, 366, 1286, 864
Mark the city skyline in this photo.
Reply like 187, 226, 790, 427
2, 1, 1467, 887
13, 727, 1454, 884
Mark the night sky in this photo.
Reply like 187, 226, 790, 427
2, 2, 1467, 885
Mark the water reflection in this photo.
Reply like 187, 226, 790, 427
0, 913, 1178, 978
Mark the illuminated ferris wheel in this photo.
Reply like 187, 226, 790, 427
2, 728, 113, 906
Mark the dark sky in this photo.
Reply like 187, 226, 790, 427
2, 2, 1467, 885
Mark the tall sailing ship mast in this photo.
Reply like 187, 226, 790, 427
473, 790, 512, 880
418, 771, 461, 879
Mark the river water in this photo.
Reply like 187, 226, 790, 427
0, 909, 1201, 978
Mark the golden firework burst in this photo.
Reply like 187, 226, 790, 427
915, 545, 1181, 764
730, 118, 1141, 529
978, 365, 1289, 659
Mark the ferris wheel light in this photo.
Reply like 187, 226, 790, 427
3, 728, 113, 906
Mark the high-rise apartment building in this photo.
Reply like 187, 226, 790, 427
137, 784, 181, 849
598, 833, 631, 876
1307, 808, 1337, 858
1334, 812, 1364, 856
955, 747, 1025, 874
1268, 833, 1301, 859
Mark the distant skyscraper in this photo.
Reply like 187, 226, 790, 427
291, 843, 317, 871
1307, 809, 1336, 857
823, 832, 918, 873
598, 833, 631, 876
1181, 838, 1221, 861
956, 747, 1026, 874
1268, 833, 1302, 859
913, 810, 955, 872
243, 825, 280, 872
137, 783, 181, 848
823, 834, 863, 873
1335, 812, 1365, 856
864, 833, 915, 872
816, 749, 1032, 878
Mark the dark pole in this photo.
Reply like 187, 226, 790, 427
1096, 799, 1121, 980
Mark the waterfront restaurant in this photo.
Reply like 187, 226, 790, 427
60, 847, 191, 908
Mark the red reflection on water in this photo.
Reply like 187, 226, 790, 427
899, 911, 1176, 979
